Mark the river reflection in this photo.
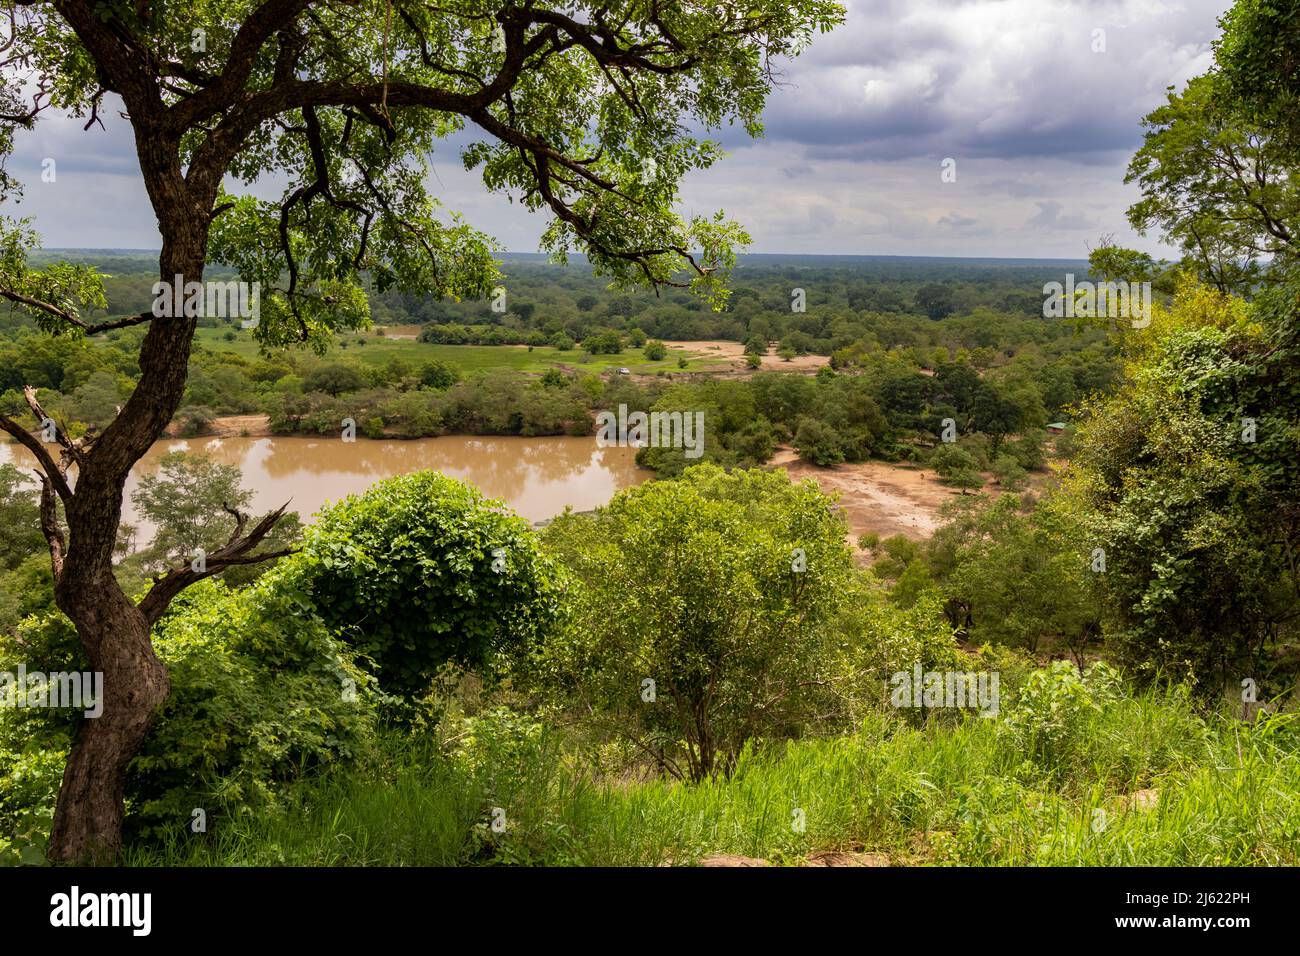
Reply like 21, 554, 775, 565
0, 434, 648, 542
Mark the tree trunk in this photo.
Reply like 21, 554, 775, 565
46, 592, 169, 864
45, 220, 207, 863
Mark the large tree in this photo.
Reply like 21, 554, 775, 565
1125, 0, 1300, 293
0, 0, 841, 862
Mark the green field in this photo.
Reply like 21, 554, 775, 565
191, 326, 729, 375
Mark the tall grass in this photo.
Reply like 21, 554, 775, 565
124, 690, 1300, 867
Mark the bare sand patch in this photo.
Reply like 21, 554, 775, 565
665, 339, 828, 373
372, 324, 422, 340
768, 446, 980, 544
167, 414, 272, 438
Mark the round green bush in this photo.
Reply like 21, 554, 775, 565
290, 471, 562, 699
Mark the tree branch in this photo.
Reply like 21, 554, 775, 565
0, 388, 74, 502
137, 501, 296, 625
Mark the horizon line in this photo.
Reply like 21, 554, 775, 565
37, 248, 1094, 263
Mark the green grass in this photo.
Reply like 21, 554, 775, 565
190, 326, 727, 375
123, 694, 1300, 867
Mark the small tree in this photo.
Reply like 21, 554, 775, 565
929, 444, 982, 488
793, 415, 845, 466
991, 455, 1028, 491
127, 452, 301, 589
538, 464, 854, 781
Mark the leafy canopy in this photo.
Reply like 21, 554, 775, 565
1, 1, 845, 345
290, 470, 562, 699
537, 463, 855, 781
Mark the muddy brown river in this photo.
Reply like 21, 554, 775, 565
0, 434, 649, 544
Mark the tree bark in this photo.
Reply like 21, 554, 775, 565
45, 595, 170, 864
45, 217, 208, 862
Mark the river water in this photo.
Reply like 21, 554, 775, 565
0, 434, 648, 543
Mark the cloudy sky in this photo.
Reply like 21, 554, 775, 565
3, 0, 1228, 258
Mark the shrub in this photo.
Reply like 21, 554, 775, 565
0, 577, 377, 859
793, 415, 845, 466
1001, 661, 1124, 779
991, 455, 1028, 490
289, 472, 562, 700
419, 360, 460, 390
176, 405, 215, 437
929, 443, 983, 487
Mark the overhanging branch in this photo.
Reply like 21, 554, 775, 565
137, 501, 296, 624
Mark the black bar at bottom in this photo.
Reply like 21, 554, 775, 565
0, 866, 1281, 941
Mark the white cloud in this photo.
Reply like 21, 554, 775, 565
1, 0, 1233, 257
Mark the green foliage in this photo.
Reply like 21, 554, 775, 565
129, 579, 378, 837
303, 362, 367, 396
991, 455, 1028, 490
581, 330, 624, 355
418, 360, 460, 390
0, 464, 42, 572
536, 464, 856, 781
0, 577, 376, 859
124, 452, 300, 587
290, 471, 562, 700
1216, 0, 1300, 159
915, 283, 956, 320
793, 415, 845, 466
131, 453, 252, 567
1001, 661, 1127, 779
1126, 12, 1300, 292
928, 444, 982, 488
0, 220, 107, 336
1071, 280, 1300, 695
925, 494, 1101, 656
1088, 243, 1160, 286
120, 677, 1294, 868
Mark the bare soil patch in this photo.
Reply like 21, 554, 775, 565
167, 414, 272, 438
665, 339, 828, 374
698, 854, 769, 867
373, 324, 422, 340
804, 850, 891, 867
696, 850, 890, 867
768, 446, 982, 545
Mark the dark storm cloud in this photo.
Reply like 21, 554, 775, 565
717, 0, 1225, 162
